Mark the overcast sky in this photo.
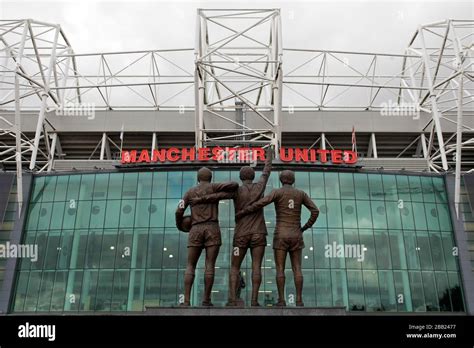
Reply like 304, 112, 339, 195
1, 0, 472, 54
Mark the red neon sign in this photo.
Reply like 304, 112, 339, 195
120, 147, 358, 165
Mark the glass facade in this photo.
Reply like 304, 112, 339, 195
11, 170, 465, 312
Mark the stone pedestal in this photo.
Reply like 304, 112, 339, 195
145, 306, 347, 316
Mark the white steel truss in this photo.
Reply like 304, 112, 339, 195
0, 14, 473, 216
194, 9, 282, 150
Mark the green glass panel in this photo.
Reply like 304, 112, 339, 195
409, 271, 426, 311
368, 174, 384, 201
374, 229, 391, 269
107, 173, 123, 200
371, 201, 387, 229
378, 270, 397, 311
408, 176, 423, 202
79, 174, 95, 200
315, 270, 332, 306
341, 200, 357, 228
324, 172, 340, 199
309, 172, 325, 199
54, 176, 69, 201
137, 172, 153, 199
347, 270, 365, 311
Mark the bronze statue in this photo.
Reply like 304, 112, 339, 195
190, 147, 273, 306
236, 170, 319, 307
175, 167, 238, 306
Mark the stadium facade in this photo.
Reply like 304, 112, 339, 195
0, 10, 473, 315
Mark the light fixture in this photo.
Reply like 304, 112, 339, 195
110, 246, 115, 250
169, 254, 173, 258
304, 255, 309, 259
163, 247, 167, 251
309, 246, 314, 251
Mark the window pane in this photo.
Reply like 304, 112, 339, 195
137, 172, 153, 199
309, 172, 325, 199
425, 203, 440, 231
95, 270, 114, 311
341, 200, 357, 228
42, 176, 57, 202
386, 201, 402, 229
93, 174, 109, 200
167, 172, 182, 198
314, 229, 329, 268
396, 175, 411, 201
54, 176, 69, 201
51, 270, 68, 311
374, 230, 391, 269
66, 175, 81, 202
441, 233, 457, 271
368, 174, 384, 201
79, 270, 99, 311
295, 171, 310, 195
363, 270, 381, 311
359, 229, 376, 269
85, 230, 103, 269
409, 271, 426, 311
354, 173, 369, 200
447, 272, 464, 311
152, 172, 167, 198
339, 173, 355, 199
144, 270, 162, 307
324, 173, 340, 199
315, 270, 332, 306
433, 177, 447, 203
128, 270, 145, 311
61, 270, 82, 311
382, 175, 398, 201
408, 176, 423, 202
331, 269, 348, 309
393, 270, 412, 311
328, 229, 344, 268
119, 200, 136, 228
371, 201, 387, 229
343, 229, 360, 269
100, 230, 118, 268
79, 174, 94, 200
111, 270, 130, 311
438, 204, 453, 231
90, 200, 106, 229
326, 200, 342, 228
430, 232, 446, 271
389, 230, 407, 269
107, 173, 123, 200
347, 270, 365, 311
404, 230, 420, 270
356, 201, 372, 229
422, 271, 439, 311
147, 229, 164, 268
75, 201, 91, 229
421, 176, 435, 203
379, 270, 397, 311
417, 231, 433, 270
435, 271, 451, 311
37, 271, 55, 311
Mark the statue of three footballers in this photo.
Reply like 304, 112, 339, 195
176, 147, 319, 307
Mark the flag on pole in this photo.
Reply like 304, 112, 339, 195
351, 126, 357, 153
120, 124, 124, 156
